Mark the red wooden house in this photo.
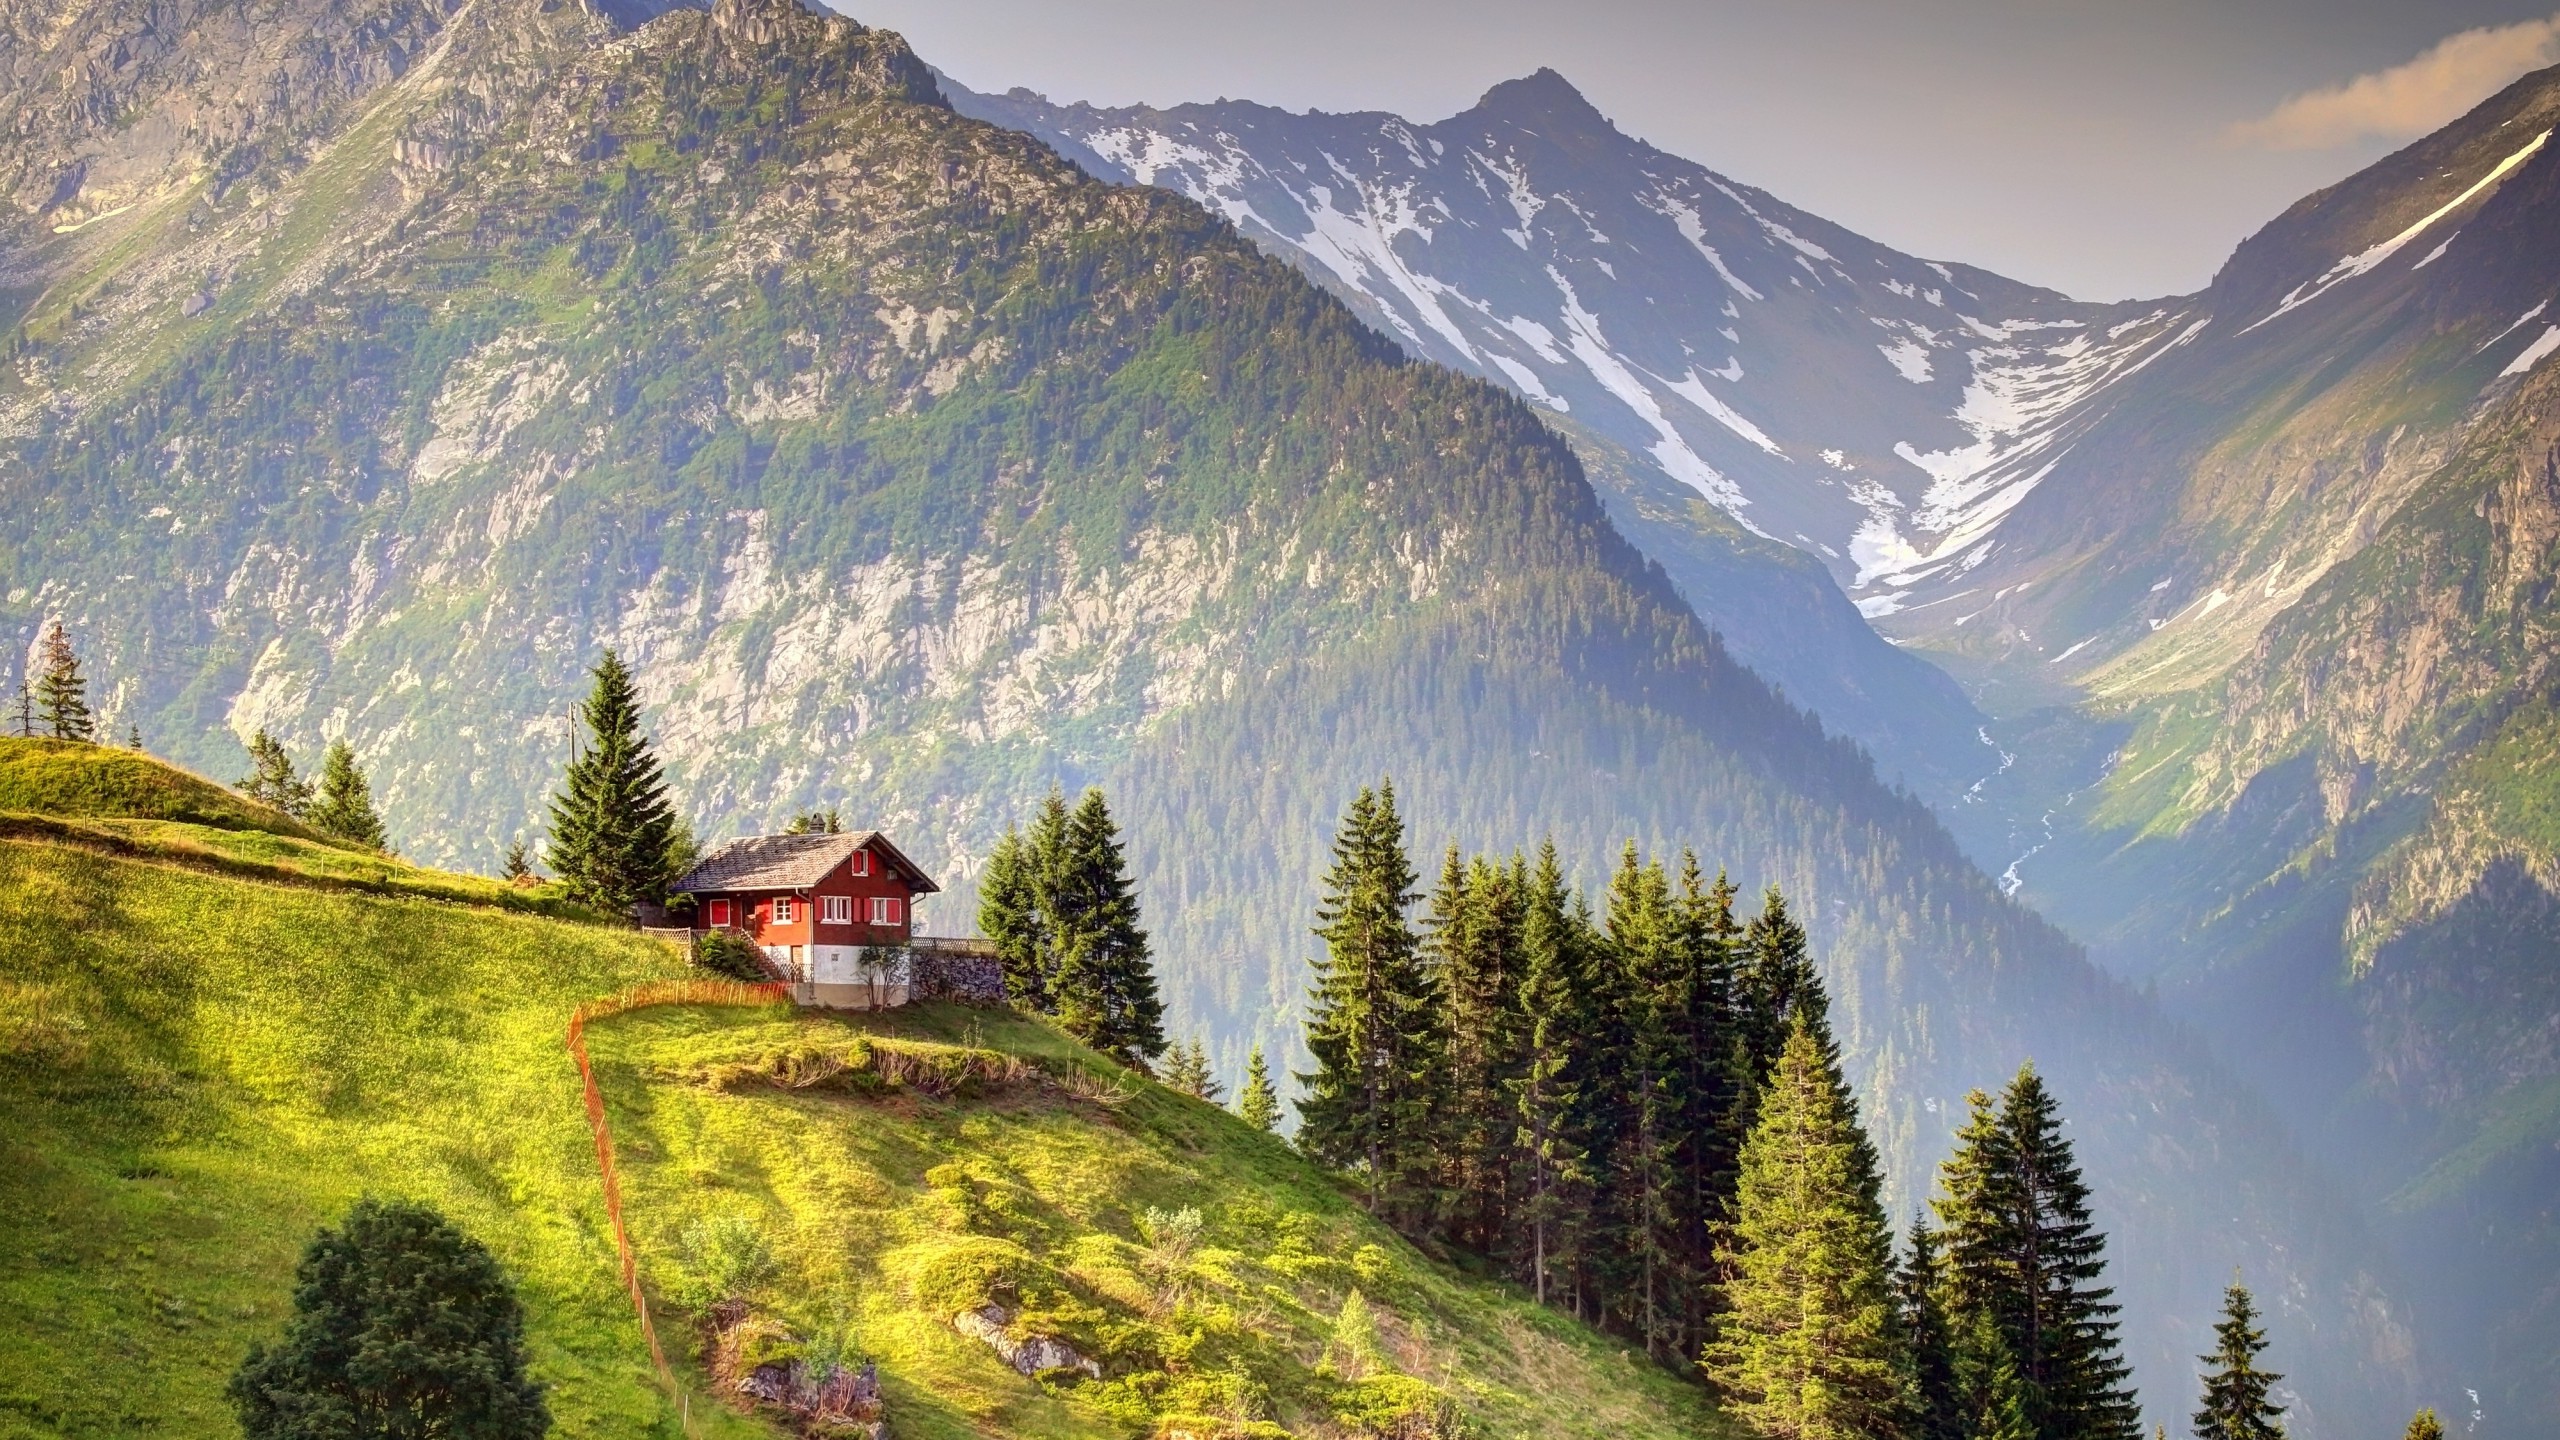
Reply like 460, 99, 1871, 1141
674, 830, 941, 1007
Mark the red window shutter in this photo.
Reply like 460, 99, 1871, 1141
708, 898, 732, 926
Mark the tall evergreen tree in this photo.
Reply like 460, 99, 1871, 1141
1235, 1044, 1281, 1132
1602, 843, 1689, 1358
502, 840, 536, 884
1048, 787, 1166, 1068
228, 1198, 549, 1439
1701, 1016, 1904, 1440
1900, 1217, 1967, 1440
1674, 859, 1751, 1351
978, 822, 1053, 1007
34, 620, 94, 743
1935, 1066, 2142, 1440
1507, 840, 1590, 1307
239, 729, 315, 818
308, 740, 389, 851
2401, 1411, 2444, 1440
2192, 1282, 2284, 1440
545, 651, 680, 915
1737, 886, 1822, 1084
1299, 782, 1442, 1227
1428, 847, 1522, 1252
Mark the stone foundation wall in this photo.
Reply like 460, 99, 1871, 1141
912, 940, 1005, 1004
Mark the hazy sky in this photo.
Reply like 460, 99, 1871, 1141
825, 0, 2560, 301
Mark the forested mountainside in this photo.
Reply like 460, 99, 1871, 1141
0, 0, 2423, 1426
944, 72, 2058, 817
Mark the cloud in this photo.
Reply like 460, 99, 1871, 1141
2227, 14, 2560, 150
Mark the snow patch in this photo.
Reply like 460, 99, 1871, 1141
1488, 354, 1569, 410
1659, 366, 1783, 455
2500, 325, 2560, 377
1879, 337, 1934, 384
1545, 267, 1752, 515
2245, 130, 2551, 334
1642, 192, 1763, 300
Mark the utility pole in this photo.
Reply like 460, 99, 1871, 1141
13, 680, 31, 738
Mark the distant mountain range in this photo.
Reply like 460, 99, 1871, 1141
953, 59, 2560, 1431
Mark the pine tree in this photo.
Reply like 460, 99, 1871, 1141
1737, 885, 1822, 1084
1235, 1044, 1281, 1131
13, 680, 32, 738
308, 740, 389, 851
1701, 1016, 1904, 1440
238, 729, 315, 817
1507, 840, 1589, 1307
502, 840, 536, 884
126, 723, 143, 750
1953, 1308, 2038, 1440
1901, 1217, 1967, 1440
545, 651, 680, 915
1162, 1038, 1221, 1101
1935, 1065, 2142, 1440
1675, 859, 1751, 1352
228, 1198, 549, 1439
979, 822, 1053, 1007
1048, 787, 1166, 1067
1601, 843, 1688, 1358
784, 806, 842, 834
2193, 1282, 2284, 1440
1427, 847, 1522, 1252
2402, 1410, 2444, 1440
1299, 781, 1443, 1227
34, 620, 94, 742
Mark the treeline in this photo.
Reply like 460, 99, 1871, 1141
1294, 779, 2150, 1440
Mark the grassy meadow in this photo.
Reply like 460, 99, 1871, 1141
0, 739, 1726, 1439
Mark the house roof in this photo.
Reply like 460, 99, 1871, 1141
674, 831, 941, 895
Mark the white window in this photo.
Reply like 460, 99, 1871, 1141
851, 849, 871, 877
870, 896, 903, 927
772, 896, 794, 924
822, 895, 853, 924
706, 898, 732, 927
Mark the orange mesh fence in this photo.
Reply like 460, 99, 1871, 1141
566, 978, 791, 1434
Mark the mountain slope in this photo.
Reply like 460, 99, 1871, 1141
943, 71, 2089, 814
1872, 68, 2560, 1430
0, 0, 2419, 1427
0, 739, 1717, 1439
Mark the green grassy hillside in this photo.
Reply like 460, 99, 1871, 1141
0, 737, 328, 839
0, 748, 1722, 1440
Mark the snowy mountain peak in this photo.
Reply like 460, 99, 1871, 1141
945, 72, 2154, 609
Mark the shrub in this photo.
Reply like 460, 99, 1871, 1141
694, 929, 769, 981
667, 1214, 780, 1311
227, 1197, 549, 1439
